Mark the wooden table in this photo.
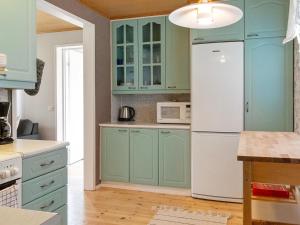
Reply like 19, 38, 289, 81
237, 131, 300, 225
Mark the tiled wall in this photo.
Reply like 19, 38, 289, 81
0, 89, 9, 102
112, 94, 190, 123
294, 42, 300, 133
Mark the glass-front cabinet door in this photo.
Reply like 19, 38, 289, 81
138, 17, 166, 90
112, 20, 138, 91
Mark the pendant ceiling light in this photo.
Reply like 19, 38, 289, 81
169, 0, 243, 29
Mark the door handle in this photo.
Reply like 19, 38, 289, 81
246, 102, 249, 113
167, 86, 176, 89
194, 37, 205, 41
161, 131, 171, 134
40, 160, 55, 167
131, 130, 140, 133
128, 87, 136, 90
118, 129, 128, 132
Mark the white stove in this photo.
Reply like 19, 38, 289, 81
0, 151, 22, 207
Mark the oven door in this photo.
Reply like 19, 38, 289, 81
0, 179, 22, 208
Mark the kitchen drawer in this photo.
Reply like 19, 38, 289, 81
23, 149, 68, 181
54, 205, 68, 225
22, 167, 67, 205
23, 186, 67, 212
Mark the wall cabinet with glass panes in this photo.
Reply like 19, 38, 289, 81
111, 16, 190, 94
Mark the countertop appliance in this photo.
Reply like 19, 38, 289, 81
0, 152, 22, 207
0, 102, 13, 145
157, 102, 191, 124
191, 42, 244, 203
118, 106, 135, 121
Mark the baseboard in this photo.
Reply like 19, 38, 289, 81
97, 181, 191, 196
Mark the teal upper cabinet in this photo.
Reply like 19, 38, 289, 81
0, 0, 36, 89
245, 38, 293, 132
166, 20, 190, 90
101, 128, 130, 182
191, 0, 244, 44
112, 20, 139, 91
159, 129, 191, 188
245, 0, 289, 39
138, 16, 166, 90
130, 129, 158, 185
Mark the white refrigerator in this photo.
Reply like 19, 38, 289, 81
191, 42, 244, 203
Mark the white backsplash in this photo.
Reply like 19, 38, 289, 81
112, 94, 190, 123
0, 89, 9, 102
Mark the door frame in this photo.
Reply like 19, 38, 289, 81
37, 0, 96, 190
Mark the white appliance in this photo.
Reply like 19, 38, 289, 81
191, 42, 244, 203
0, 152, 22, 207
157, 102, 191, 124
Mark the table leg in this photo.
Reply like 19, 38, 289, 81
243, 161, 252, 225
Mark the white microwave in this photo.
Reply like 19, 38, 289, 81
157, 102, 191, 124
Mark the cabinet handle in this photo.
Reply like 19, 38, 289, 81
128, 87, 136, 90
140, 86, 149, 89
168, 86, 176, 89
194, 37, 205, 41
40, 200, 55, 210
118, 129, 128, 132
247, 33, 259, 37
246, 102, 249, 113
40, 180, 55, 189
161, 131, 171, 134
131, 130, 140, 133
40, 160, 55, 167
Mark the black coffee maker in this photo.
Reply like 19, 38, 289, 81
0, 102, 13, 145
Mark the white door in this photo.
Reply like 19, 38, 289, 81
191, 132, 243, 202
191, 42, 244, 132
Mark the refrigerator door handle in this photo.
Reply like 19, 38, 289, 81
246, 102, 249, 113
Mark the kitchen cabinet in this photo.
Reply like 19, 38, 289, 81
166, 20, 190, 90
138, 16, 166, 90
101, 128, 130, 182
22, 148, 68, 225
112, 20, 139, 91
191, 0, 244, 44
0, 0, 36, 89
130, 129, 158, 185
159, 129, 190, 188
245, 0, 289, 39
245, 38, 293, 132
100, 125, 191, 188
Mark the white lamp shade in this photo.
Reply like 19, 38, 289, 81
169, 2, 243, 29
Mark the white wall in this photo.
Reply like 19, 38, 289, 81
20, 30, 83, 140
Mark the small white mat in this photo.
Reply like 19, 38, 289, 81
149, 206, 230, 225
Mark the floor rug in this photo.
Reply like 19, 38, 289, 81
148, 206, 231, 225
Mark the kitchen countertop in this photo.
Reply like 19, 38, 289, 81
99, 122, 191, 130
0, 206, 60, 225
237, 131, 300, 163
0, 139, 69, 158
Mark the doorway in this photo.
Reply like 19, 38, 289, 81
57, 45, 84, 165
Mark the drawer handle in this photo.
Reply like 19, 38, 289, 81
128, 87, 136, 90
131, 130, 140, 133
118, 129, 127, 132
40, 200, 55, 210
161, 131, 171, 134
40, 180, 55, 189
140, 86, 148, 89
167, 86, 176, 89
247, 33, 259, 37
40, 160, 55, 167
194, 37, 205, 41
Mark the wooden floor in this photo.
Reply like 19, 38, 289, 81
68, 162, 243, 225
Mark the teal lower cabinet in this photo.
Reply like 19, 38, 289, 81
130, 129, 159, 185
245, 37, 294, 131
159, 129, 191, 188
100, 126, 191, 189
22, 149, 68, 225
101, 128, 130, 182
